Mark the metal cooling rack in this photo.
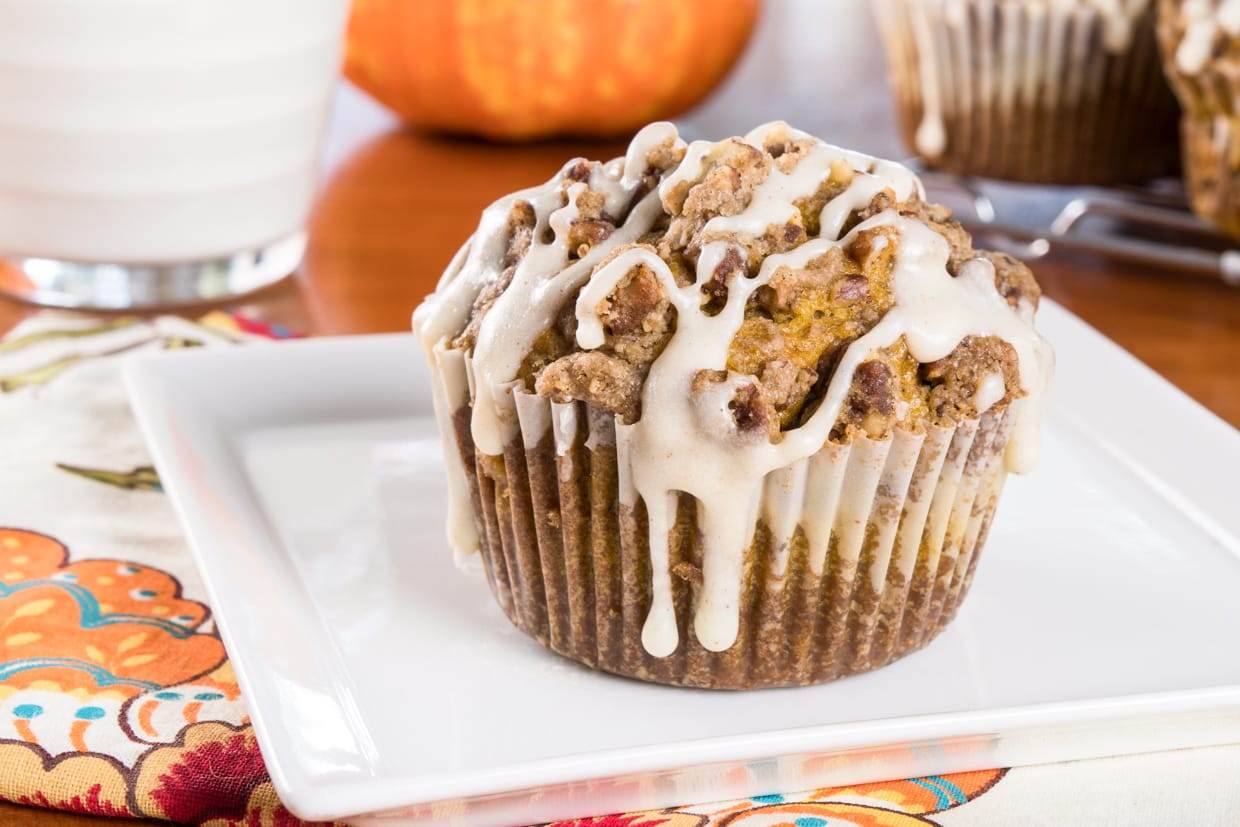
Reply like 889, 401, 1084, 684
913, 165, 1240, 287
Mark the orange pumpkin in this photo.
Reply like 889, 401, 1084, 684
344, 0, 761, 141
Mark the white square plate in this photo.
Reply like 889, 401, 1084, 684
125, 301, 1240, 826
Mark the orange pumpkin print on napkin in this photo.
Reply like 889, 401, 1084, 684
0, 528, 254, 818
0, 529, 225, 697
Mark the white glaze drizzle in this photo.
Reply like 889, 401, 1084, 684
621, 121, 679, 190
910, 0, 948, 159
415, 121, 1053, 657
974, 371, 1008, 414
1176, 0, 1240, 74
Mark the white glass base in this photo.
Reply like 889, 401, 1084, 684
0, 232, 306, 310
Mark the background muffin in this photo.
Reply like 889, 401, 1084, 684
1158, 0, 1240, 235
874, 0, 1180, 184
414, 121, 1053, 689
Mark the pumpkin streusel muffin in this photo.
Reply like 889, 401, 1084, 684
1158, 0, 1240, 235
414, 121, 1054, 689
874, 0, 1180, 184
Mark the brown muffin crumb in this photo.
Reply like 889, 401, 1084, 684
838, 359, 898, 439
662, 139, 771, 252
671, 561, 703, 585
568, 218, 614, 258
923, 335, 1022, 422
536, 351, 644, 423
517, 327, 573, 389
565, 160, 592, 182
757, 358, 817, 416
980, 251, 1041, 314
700, 245, 746, 314
729, 381, 780, 442
503, 200, 537, 268
582, 246, 678, 370
644, 140, 685, 178
597, 261, 668, 337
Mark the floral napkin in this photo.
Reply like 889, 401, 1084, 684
0, 312, 1236, 826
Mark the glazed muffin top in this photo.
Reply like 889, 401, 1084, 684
415, 122, 1053, 654
418, 122, 1049, 459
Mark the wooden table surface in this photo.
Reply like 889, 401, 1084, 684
0, 4, 1237, 824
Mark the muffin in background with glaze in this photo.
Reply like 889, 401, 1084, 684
414, 121, 1054, 689
874, 0, 1180, 184
1158, 0, 1240, 236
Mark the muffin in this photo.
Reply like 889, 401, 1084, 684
414, 121, 1054, 689
1158, 0, 1240, 235
874, 0, 1181, 184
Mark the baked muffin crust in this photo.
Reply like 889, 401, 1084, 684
450, 127, 1043, 439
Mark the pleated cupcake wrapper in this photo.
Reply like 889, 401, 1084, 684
873, 0, 1180, 184
433, 351, 1015, 689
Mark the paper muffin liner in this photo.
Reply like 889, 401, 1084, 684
874, 0, 1180, 184
1156, 0, 1240, 236
435, 351, 1016, 689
